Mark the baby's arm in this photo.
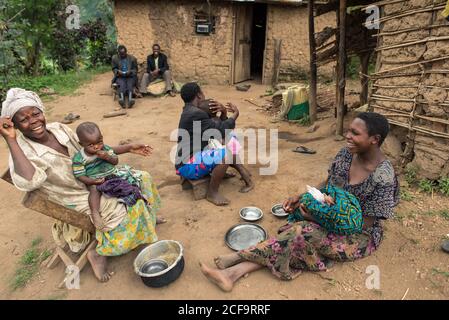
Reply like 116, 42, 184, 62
96, 150, 119, 165
112, 143, 152, 157
323, 194, 335, 206
77, 176, 105, 186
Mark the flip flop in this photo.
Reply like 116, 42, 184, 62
441, 240, 449, 253
292, 146, 316, 154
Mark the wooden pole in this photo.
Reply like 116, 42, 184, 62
308, 0, 317, 123
336, 0, 347, 138
272, 39, 282, 87
360, 53, 370, 106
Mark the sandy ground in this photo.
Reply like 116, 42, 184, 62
0, 73, 448, 300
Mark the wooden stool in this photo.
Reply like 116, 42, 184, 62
1, 169, 95, 289
181, 176, 210, 200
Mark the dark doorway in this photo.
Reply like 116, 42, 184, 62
250, 3, 267, 79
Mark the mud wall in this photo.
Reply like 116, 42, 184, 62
263, 6, 336, 84
371, 0, 449, 179
114, 0, 234, 85
114, 1, 337, 85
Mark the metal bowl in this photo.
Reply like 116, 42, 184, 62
225, 223, 268, 251
140, 259, 169, 274
134, 240, 184, 288
239, 207, 263, 222
271, 204, 289, 218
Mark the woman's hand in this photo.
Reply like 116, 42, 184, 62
129, 144, 153, 157
209, 100, 226, 115
298, 204, 315, 222
0, 117, 16, 141
225, 103, 239, 113
282, 194, 301, 213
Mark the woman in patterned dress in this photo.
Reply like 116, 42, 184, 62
199, 112, 400, 292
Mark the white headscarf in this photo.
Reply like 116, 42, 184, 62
1, 88, 45, 118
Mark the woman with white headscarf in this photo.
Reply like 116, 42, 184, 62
0, 88, 163, 282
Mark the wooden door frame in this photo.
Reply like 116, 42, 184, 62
230, 3, 269, 85
261, 5, 269, 85
231, 4, 236, 84
231, 3, 252, 85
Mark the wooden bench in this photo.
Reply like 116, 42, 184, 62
180, 176, 210, 200
1, 169, 95, 289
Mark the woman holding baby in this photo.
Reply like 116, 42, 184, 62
0, 88, 164, 282
199, 112, 400, 292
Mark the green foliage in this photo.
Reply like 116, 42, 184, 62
346, 56, 360, 80
11, 237, 52, 290
432, 268, 449, 278
1, 0, 116, 101
400, 189, 414, 202
422, 209, 449, 220
5, 0, 64, 75
418, 179, 436, 194
404, 166, 418, 185
7, 66, 109, 99
79, 19, 114, 68
437, 177, 449, 196
297, 114, 311, 127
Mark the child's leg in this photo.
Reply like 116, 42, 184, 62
88, 185, 101, 214
231, 164, 254, 193
88, 186, 105, 230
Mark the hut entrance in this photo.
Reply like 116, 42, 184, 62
233, 3, 267, 84
250, 3, 267, 80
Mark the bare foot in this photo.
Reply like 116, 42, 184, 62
156, 216, 167, 224
224, 172, 236, 179
87, 249, 113, 282
206, 191, 230, 206
239, 181, 255, 193
214, 253, 243, 269
199, 262, 233, 292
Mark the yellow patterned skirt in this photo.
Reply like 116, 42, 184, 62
95, 171, 161, 256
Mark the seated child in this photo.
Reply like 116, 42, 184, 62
72, 122, 152, 229
288, 176, 363, 235
196, 99, 254, 193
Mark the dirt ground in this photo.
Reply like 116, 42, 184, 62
0, 73, 448, 300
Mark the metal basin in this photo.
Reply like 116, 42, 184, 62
134, 240, 184, 288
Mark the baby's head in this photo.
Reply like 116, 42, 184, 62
329, 176, 345, 189
76, 122, 104, 156
198, 99, 217, 118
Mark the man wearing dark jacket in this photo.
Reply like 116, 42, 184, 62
112, 45, 138, 108
139, 44, 175, 97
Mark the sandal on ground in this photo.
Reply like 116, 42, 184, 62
62, 112, 80, 124
441, 240, 449, 253
292, 146, 316, 154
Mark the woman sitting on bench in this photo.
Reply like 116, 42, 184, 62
0, 88, 165, 282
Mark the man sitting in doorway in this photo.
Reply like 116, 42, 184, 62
139, 44, 176, 97
112, 45, 138, 108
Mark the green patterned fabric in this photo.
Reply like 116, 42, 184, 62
290, 184, 363, 235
